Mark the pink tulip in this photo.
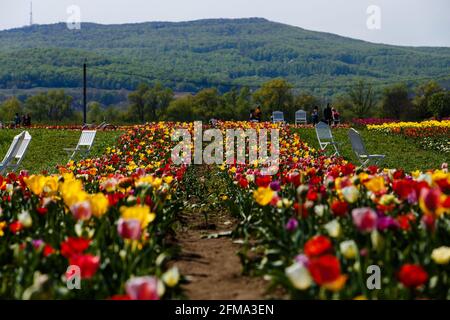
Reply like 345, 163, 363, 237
70, 201, 92, 221
125, 276, 161, 300
352, 207, 378, 233
117, 218, 142, 240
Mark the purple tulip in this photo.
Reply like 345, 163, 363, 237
377, 216, 398, 231
270, 180, 281, 191
285, 217, 298, 232
32, 239, 44, 249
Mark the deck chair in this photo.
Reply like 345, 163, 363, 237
0, 131, 32, 174
295, 110, 307, 125
315, 122, 340, 156
64, 130, 97, 160
272, 111, 285, 124
348, 128, 385, 167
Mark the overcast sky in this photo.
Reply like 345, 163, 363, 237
0, 0, 449, 47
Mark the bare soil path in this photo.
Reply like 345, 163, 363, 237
173, 167, 269, 300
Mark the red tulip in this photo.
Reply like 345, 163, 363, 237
308, 254, 341, 285
69, 254, 100, 279
61, 237, 91, 258
331, 200, 348, 217
398, 264, 428, 288
304, 235, 333, 257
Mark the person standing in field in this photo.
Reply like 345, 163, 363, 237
323, 103, 333, 126
312, 106, 319, 125
14, 113, 21, 128
249, 109, 255, 121
254, 106, 262, 122
332, 108, 340, 126
24, 114, 32, 127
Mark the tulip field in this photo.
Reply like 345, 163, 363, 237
0, 121, 449, 300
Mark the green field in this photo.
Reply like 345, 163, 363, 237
0, 129, 122, 174
296, 127, 447, 172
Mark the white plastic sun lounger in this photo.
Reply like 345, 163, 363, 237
64, 130, 97, 160
0, 131, 32, 174
348, 128, 385, 167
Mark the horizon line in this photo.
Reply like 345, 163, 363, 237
1, 17, 449, 49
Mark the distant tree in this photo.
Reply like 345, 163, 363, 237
128, 83, 150, 123
381, 83, 411, 119
0, 97, 22, 122
192, 88, 223, 121
253, 79, 293, 120
294, 92, 320, 113
163, 95, 195, 121
236, 87, 252, 120
428, 91, 450, 119
128, 83, 173, 122
413, 81, 443, 119
143, 83, 173, 121
222, 88, 239, 120
333, 94, 354, 121
25, 90, 74, 122
347, 80, 377, 118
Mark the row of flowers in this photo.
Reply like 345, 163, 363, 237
367, 120, 450, 137
0, 123, 188, 299
367, 120, 450, 154
352, 118, 400, 126
219, 121, 450, 299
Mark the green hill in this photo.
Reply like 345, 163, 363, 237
0, 18, 449, 95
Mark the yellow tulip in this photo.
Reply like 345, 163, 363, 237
253, 187, 275, 206
24, 175, 46, 195
364, 176, 386, 193
120, 205, 155, 229
89, 193, 109, 217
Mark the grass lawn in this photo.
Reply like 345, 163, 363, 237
0, 129, 123, 174
295, 127, 447, 172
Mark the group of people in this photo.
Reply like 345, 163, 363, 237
249, 106, 262, 122
312, 104, 340, 126
248, 104, 340, 125
14, 113, 32, 128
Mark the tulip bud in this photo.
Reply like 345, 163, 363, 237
285, 262, 312, 290
18, 210, 32, 228
340, 240, 358, 259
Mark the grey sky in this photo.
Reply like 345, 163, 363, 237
0, 0, 449, 47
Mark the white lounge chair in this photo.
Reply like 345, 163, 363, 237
348, 128, 385, 167
0, 131, 32, 174
272, 111, 285, 124
64, 130, 97, 160
295, 110, 307, 125
315, 122, 340, 156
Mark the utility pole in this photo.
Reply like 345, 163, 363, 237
30, 2, 33, 26
83, 60, 87, 125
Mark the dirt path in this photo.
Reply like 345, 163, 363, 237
173, 168, 269, 300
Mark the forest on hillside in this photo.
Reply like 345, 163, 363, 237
0, 18, 449, 96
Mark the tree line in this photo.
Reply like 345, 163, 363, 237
0, 79, 448, 125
